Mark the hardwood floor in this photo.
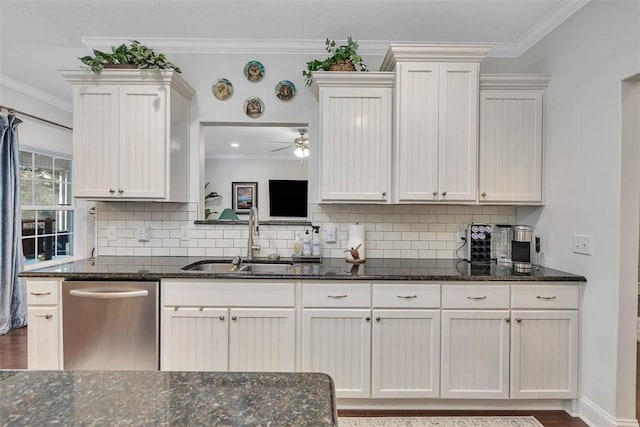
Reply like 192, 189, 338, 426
0, 326, 26, 369
1, 328, 637, 426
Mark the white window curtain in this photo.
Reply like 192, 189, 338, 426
0, 113, 27, 335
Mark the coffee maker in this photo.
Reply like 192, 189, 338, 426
511, 225, 533, 272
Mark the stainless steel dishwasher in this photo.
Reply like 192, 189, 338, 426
62, 281, 158, 370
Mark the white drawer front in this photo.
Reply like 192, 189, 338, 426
163, 280, 295, 307
302, 283, 371, 307
442, 284, 509, 309
373, 284, 440, 308
511, 284, 579, 309
26, 280, 59, 305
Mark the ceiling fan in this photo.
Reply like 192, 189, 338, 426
270, 128, 309, 158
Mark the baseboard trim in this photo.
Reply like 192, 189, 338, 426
337, 398, 567, 411
578, 395, 639, 427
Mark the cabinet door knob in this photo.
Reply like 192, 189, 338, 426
432, 191, 438, 197
45, 314, 53, 320
219, 315, 225, 321
516, 318, 522, 323
109, 188, 115, 194
481, 192, 487, 197
505, 317, 511, 323
231, 316, 237, 321
375, 317, 381, 322
118, 188, 124, 194
365, 317, 371, 322
381, 191, 387, 198
441, 191, 447, 196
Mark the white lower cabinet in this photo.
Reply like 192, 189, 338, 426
26, 279, 62, 370
301, 282, 441, 399
161, 280, 296, 372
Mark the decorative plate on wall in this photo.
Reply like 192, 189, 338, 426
212, 78, 234, 100
244, 97, 264, 118
244, 61, 265, 82
275, 80, 296, 101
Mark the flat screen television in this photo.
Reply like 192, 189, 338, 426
269, 180, 308, 218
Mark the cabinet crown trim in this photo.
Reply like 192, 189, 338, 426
60, 70, 195, 99
380, 44, 491, 71
480, 74, 551, 90
311, 71, 395, 99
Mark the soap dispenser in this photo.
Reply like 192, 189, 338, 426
302, 229, 312, 256
311, 226, 321, 256
293, 234, 302, 256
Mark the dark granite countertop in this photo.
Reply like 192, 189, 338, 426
0, 370, 337, 426
20, 256, 586, 282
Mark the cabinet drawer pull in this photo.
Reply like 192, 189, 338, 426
232, 316, 237, 321
45, 314, 53, 320
397, 295, 417, 299
505, 317, 511, 323
516, 318, 522, 323
219, 316, 225, 321
536, 296, 557, 300
327, 294, 348, 299
466, 296, 487, 300
365, 317, 371, 322
30, 292, 51, 296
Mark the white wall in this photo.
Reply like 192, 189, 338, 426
483, 2, 640, 425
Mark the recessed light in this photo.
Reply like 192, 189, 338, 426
230, 143, 240, 148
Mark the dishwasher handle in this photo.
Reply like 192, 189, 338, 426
69, 288, 149, 299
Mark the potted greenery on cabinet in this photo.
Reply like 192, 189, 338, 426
303, 36, 368, 86
79, 40, 182, 74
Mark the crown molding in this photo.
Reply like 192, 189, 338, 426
310, 71, 395, 100
0, 74, 72, 112
512, 0, 590, 56
480, 74, 552, 90
380, 44, 492, 70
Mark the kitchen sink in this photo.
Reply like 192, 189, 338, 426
181, 259, 294, 274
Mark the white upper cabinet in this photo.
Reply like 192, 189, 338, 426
381, 44, 490, 203
312, 72, 394, 203
478, 75, 550, 204
61, 70, 195, 202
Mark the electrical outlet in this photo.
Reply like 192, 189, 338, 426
180, 226, 189, 241
572, 234, 592, 255
136, 226, 150, 242
325, 224, 337, 243
107, 226, 117, 241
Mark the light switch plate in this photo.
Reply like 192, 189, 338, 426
180, 226, 189, 241
572, 234, 592, 255
136, 226, 150, 242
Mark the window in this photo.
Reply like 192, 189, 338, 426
19, 150, 73, 265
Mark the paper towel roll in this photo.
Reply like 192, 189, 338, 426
347, 224, 366, 261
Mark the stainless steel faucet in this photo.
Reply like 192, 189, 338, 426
247, 207, 260, 260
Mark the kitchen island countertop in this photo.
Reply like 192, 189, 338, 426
0, 370, 337, 426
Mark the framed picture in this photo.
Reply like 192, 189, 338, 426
232, 182, 258, 214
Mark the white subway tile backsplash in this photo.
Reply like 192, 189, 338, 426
95, 202, 523, 260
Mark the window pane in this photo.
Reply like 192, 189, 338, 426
20, 179, 33, 206
34, 154, 53, 180
21, 210, 36, 237
36, 210, 56, 235
37, 235, 55, 261
34, 181, 53, 206
22, 237, 36, 262
56, 211, 73, 233
54, 158, 71, 182
20, 151, 33, 180
54, 182, 71, 205
56, 233, 73, 257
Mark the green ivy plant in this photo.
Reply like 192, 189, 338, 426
302, 36, 368, 87
79, 40, 182, 74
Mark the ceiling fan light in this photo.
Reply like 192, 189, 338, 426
294, 147, 309, 158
